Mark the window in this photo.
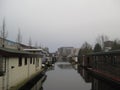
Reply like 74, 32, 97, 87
104, 56, 108, 63
87, 57, 90, 65
18, 57, 22, 66
33, 58, 35, 64
25, 57, 27, 65
112, 56, 116, 65
95, 56, 98, 63
0, 56, 6, 74
36, 58, 39, 67
30, 57, 32, 64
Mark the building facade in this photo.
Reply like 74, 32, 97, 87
58, 47, 74, 57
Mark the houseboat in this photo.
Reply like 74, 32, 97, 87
78, 50, 120, 89
78, 54, 92, 68
0, 47, 44, 90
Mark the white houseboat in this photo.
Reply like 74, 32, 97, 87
0, 47, 43, 90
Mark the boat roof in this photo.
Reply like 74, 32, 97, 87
87, 50, 120, 56
24, 49, 43, 51
0, 47, 43, 57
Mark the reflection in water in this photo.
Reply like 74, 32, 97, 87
77, 65, 92, 83
57, 58, 69, 62
92, 78, 113, 90
72, 64, 78, 70
91, 75, 120, 90
92, 78, 120, 90
31, 61, 120, 90
42, 62, 91, 90
31, 75, 46, 90
77, 65, 120, 90
22, 74, 47, 90
57, 63, 73, 69
47, 66, 55, 71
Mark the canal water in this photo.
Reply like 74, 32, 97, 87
20, 60, 119, 90
42, 61, 91, 90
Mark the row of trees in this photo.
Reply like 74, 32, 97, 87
0, 18, 42, 49
78, 35, 120, 56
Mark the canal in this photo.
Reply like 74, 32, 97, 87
42, 61, 91, 90
17, 59, 120, 90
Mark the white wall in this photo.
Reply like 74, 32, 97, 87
8, 58, 28, 87
0, 56, 42, 90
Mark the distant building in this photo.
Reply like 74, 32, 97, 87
72, 48, 80, 56
58, 47, 74, 57
71, 48, 80, 63
104, 41, 114, 51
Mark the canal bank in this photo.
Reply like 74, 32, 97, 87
42, 61, 91, 90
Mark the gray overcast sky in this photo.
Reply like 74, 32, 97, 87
0, 0, 120, 52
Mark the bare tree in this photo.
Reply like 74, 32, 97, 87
0, 18, 8, 47
35, 42, 38, 48
16, 28, 22, 50
38, 43, 42, 49
96, 35, 109, 50
28, 36, 32, 48
79, 42, 93, 55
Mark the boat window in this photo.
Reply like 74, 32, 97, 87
36, 58, 39, 67
33, 58, 35, 64
112, 56, 116, 65
30, 57, 32, 64
0, 56, 6, 75
18, 57, 22, 66
25, 57, 27, 65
